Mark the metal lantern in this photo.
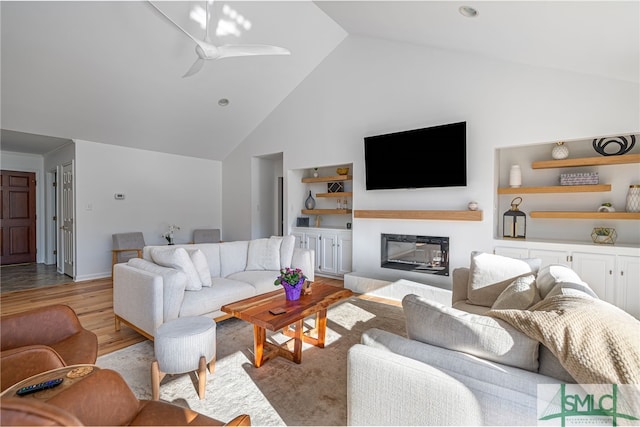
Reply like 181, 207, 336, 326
503, 197, 526, 239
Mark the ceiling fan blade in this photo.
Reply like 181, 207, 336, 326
217, 45, 291, 59
148, 1, 201, 46
204, 0, 212, 43
182, 58, 205, 78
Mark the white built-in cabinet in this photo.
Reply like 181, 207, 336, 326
494, 241, 640, 318
571, 252, 616, 303
617, 255, 640, 319
292, 227, 352, 278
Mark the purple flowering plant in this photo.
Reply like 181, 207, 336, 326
274, 267, 307, 287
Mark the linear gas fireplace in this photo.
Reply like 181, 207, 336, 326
381, 234, 449, 276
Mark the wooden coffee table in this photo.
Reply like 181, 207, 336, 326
221, 283, 353, 367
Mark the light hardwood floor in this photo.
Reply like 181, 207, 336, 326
0, 276, 346, 357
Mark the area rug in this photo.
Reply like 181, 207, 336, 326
97, 296, 406, 426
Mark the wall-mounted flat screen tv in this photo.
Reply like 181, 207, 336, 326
364, 121, 467, 190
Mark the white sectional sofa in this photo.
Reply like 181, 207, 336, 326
348, 252, 640, 425
113, 235, 314, 339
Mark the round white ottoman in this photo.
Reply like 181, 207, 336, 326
151, 316, 216, 400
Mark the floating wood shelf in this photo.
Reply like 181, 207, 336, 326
497, 184, 611, 194
354, 210, 483, 221
301, 209, 352, 215
302, 175, 352, 183
315, 192, 353, 198
531, 154, 640, 169
530, 211, 640, 220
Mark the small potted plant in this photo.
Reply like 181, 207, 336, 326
591, 227, 617, 244
597, 202, 615, 213
274, 267, 307, 301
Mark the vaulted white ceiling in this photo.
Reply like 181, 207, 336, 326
1, 1, 638, 159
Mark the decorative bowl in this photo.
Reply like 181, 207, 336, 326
336, 167, 349, 175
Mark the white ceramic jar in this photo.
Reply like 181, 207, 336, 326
509, 165, 522, 188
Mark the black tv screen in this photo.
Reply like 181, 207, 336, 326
364, 121, 467, 190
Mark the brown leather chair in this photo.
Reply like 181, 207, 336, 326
0, 398, 84, 426
0, 369, 251, 426
0, 304, 98, 391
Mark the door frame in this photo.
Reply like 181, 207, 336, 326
45, 169, 58, 265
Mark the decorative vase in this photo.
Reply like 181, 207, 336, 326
305, 191, 316, 210
467, 201, 479, 211
626, 185, 640, 212
552, 142, 569, 160
509, 165, 522, 188
283, 280, 304, 301
313, 169, 319, 178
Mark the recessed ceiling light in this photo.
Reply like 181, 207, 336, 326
218, 98, 229, 107
459, 6, 478, 17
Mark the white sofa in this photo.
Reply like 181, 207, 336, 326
113, 235, 314, 339
347, 252, 639, 425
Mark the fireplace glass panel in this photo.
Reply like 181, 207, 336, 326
381, 234, 449, 276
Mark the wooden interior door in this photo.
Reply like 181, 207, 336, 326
0, 170, 37, 265
61, 162, 74, 277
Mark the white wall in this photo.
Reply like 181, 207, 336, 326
0, 151, 45, 263
223, 35, 639, 288
74, 140, 222, 280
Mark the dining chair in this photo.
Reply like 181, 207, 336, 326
192, 229, 221, 243
112, 232, 145, 276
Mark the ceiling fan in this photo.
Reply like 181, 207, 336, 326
148, 1, 290, 78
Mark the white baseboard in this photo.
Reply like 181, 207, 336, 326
74, 272, 111, 282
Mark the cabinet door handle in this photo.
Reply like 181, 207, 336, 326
609, 270, 613, 275
621, 271, 624, 276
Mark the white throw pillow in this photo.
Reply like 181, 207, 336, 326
219, 241, 249, 277
187, 249, 212, 287
545, 281, 598, 299
150, 247, 202, 291
246, 238, 282, 271
491, 274, 540, 310
276, 235, 296, 268
403, 294, 540, 372
467, 251, 541, 307
536, 264, 589, 299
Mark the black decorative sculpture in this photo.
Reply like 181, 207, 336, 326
592, 135, 636, 156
